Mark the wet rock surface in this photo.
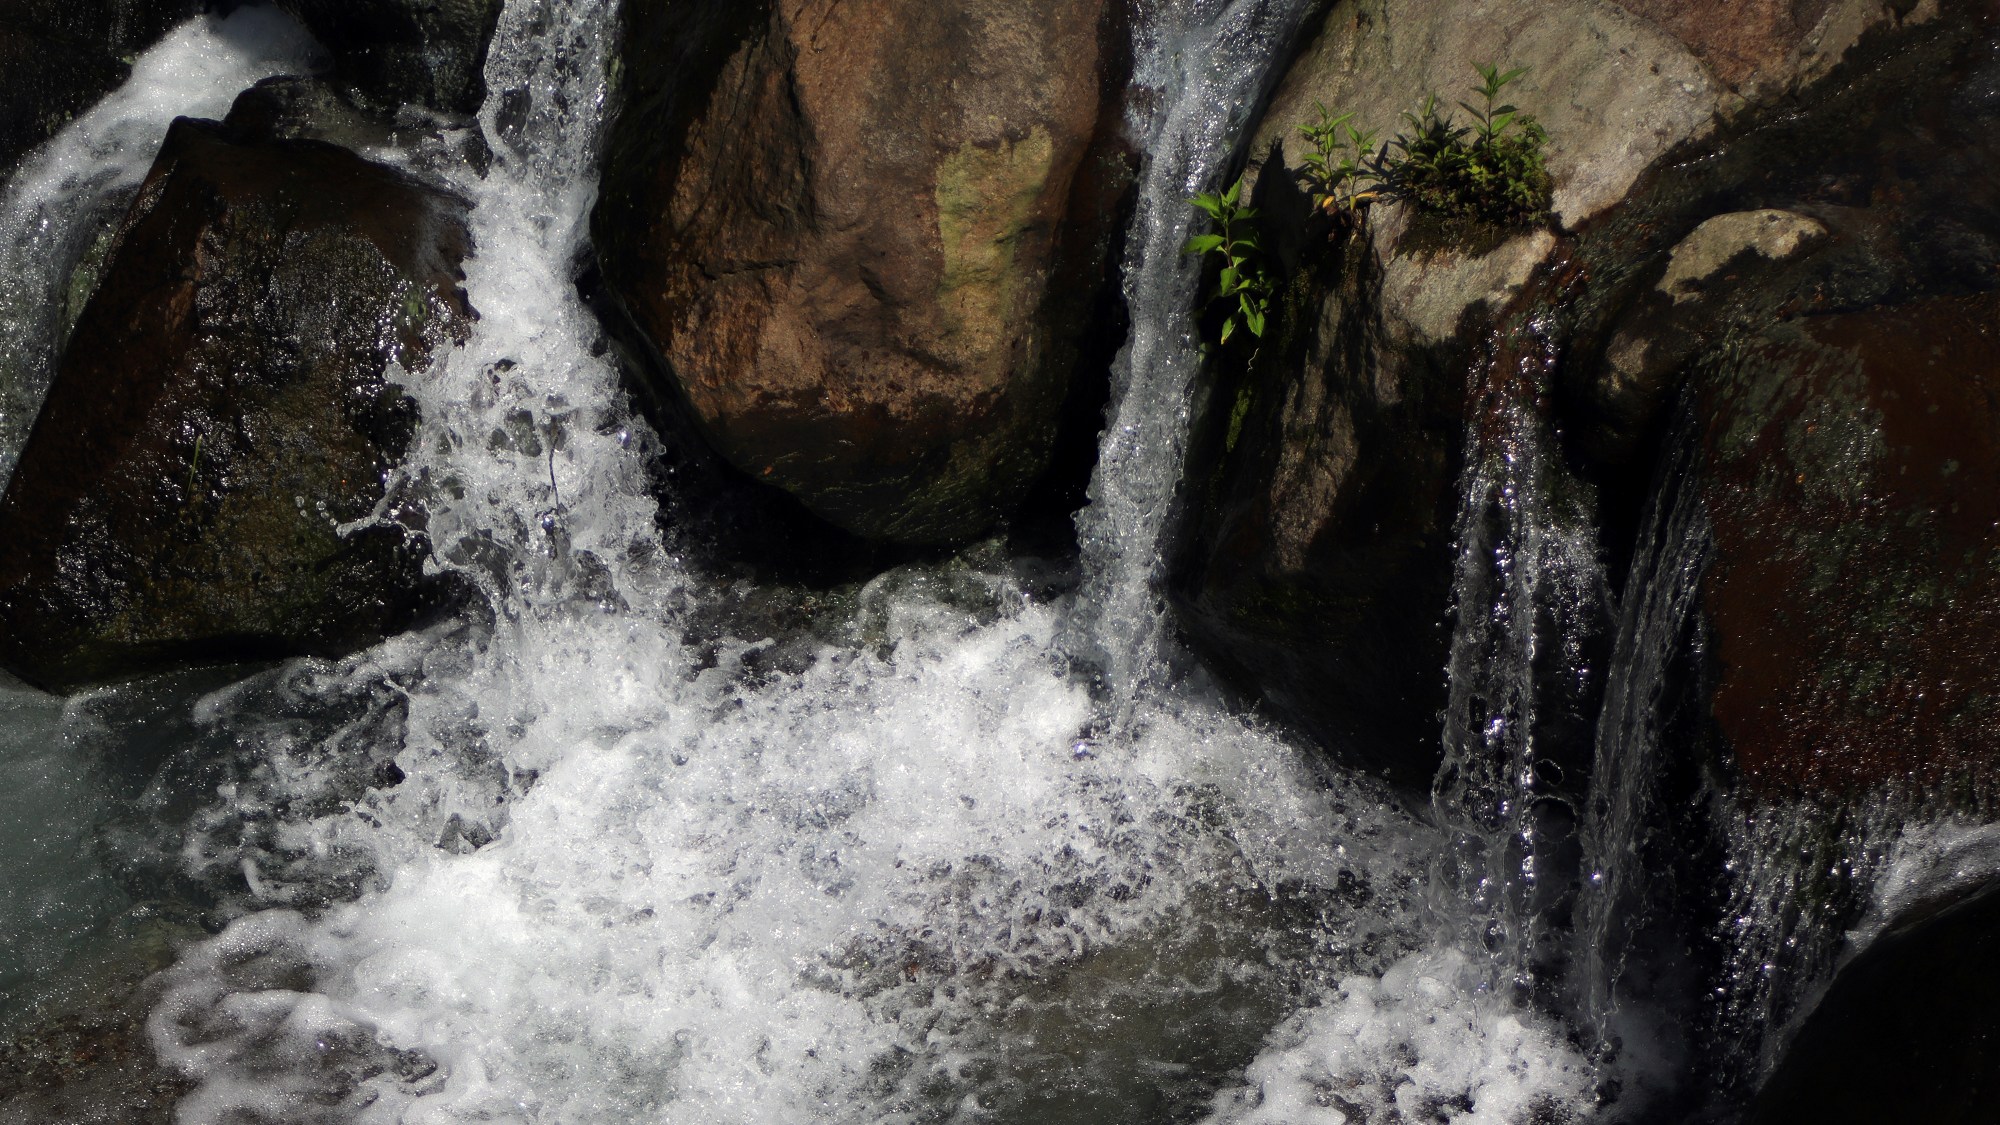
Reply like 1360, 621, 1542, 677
271, 0, 503, 117
1699, 294, 2000, 797
595, 0, 1132, 545
0, 115, 472, 692
1174, 224, 1467, 784
1749, 877, 2000, 1124
0, 908, 199, 1125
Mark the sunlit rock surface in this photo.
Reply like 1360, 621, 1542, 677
595, 0, 1132, 545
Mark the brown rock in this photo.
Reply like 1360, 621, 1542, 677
1698, 293, 2000, 796
0, 116, 472, 691
596, 0, 1130, 545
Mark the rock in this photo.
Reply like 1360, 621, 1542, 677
1749, 877, 2000, 1124
0, 906, 201, 1125
1655, 210, 1828, 305
1614, 0, 1940, 99
1696, 293, 2000, 797
0, 0, 204, 170
595, 0, 1132, 545
0, 115, 473, 692
1173, 230, 1469, 783
272, 0, 504, 116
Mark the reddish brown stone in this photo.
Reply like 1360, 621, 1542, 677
1612, 0, 1840, 90
597, 0, 1129, 545
1700, 293, 2000, 796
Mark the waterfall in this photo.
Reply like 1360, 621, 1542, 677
1568, 400, 1712, 1056
1066, 0, 1319, 701
1430, 307, 1607, 1001
118, 2, 1510, 1122
0, 8, 322, 482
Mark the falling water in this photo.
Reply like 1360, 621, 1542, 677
1430, 308, 1606, 1003
1573, 406, 1711, 1055
1066, 0, 1319, 699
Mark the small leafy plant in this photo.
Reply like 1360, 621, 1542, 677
1382, 63, 1551, 227
1297, 64, 1552, 234
1298, 102, 1381, 215
1183, 176, 1272, 345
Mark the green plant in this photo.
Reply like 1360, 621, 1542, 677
1381, 63, 1551, 227
1297, 102, 1381, 215
1184, 176, 1272, 345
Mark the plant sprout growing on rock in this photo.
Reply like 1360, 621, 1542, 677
1183, 175, 1272, 346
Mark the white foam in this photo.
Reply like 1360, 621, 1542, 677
1203, 947, 1597, 1125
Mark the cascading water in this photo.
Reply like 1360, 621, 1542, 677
1430, 305, 1606, 1004
1066, 0, 1317, 699
34, 0, 1980, 1122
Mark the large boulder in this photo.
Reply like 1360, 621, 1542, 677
594, 0, 1131, 545
1698, 294, 2000, 796
1749, 877, 2000, 1123
1174, 0, 1958, 775
272, 0, 504, 117
0, 115, 472, 692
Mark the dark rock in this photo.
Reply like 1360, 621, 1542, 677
595, 0, 1133, 546
1697, 293, 2000, 797
1749, 877, 2000, 1124
272, 0, 503, 117
0, 906, 201, 1125
1174, 217, 1468, 784
0, 115, 472, 692
0, 0, 205, 171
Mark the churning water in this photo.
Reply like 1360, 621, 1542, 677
1, 2, 1991, 1123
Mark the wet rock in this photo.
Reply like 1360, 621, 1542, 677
1655, 210, 1829, 305
0, 906, 201, 1125
0, 0, 204, 170
0, 115, 472, 692
595, 0, 1133, 545
272, 0, 503, 117
1696, 293, 2000, 797
1583, 210, 1832, 470
1614, 0, 1938, 98
1174, 231, 1467, 784
1749, 876, 2000, 1124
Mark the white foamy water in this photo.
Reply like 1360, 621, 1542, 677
1203, 947, 1595, 1125
0, 7, 324, 481
0, 0, 1600, 1120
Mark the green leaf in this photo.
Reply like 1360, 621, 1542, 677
1244, 306, 1267, 338
1222, 178, 1242, 206
1190, 194, 1223, 218
1219, 316, 1237, 344
1219, 266, 1239, 294
1182, 233, 1224, 254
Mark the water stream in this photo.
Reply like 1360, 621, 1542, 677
1, 2, 1994, 1123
